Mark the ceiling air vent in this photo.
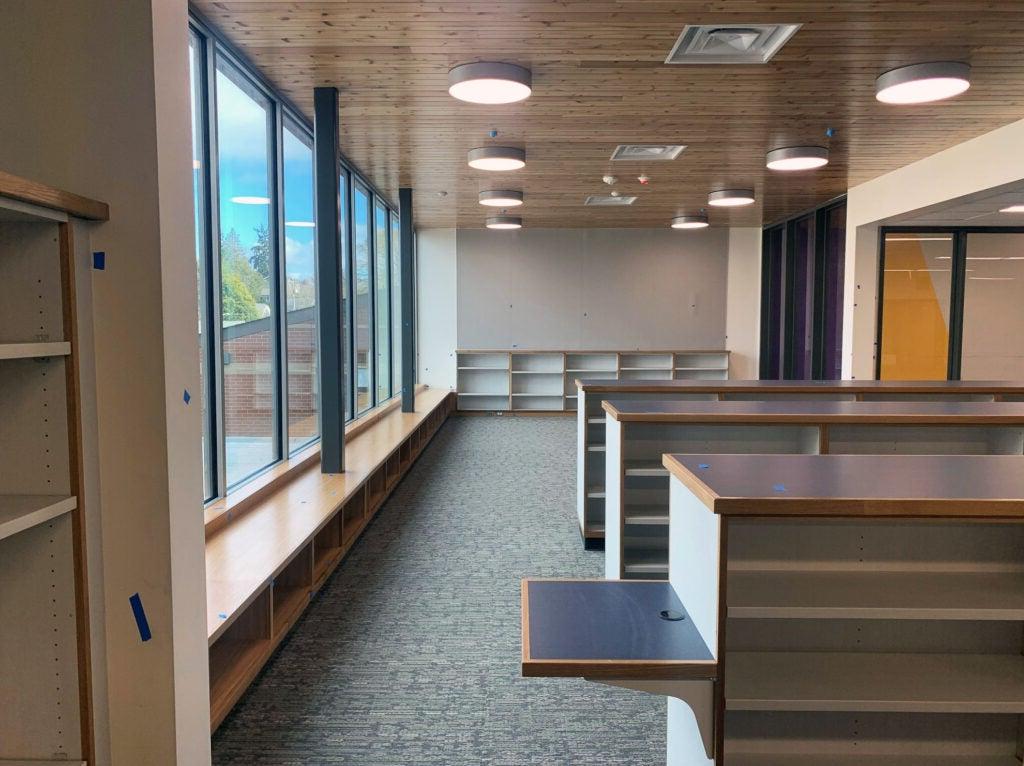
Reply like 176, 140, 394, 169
585, 195, 637, 206
610, 144, 686, 161
665, 23, 801, 65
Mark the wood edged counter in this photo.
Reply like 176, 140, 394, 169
576, 379, 1024, 549
664, 453, 1024, 765
604, 401, 1024, 579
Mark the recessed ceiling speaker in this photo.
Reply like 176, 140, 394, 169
766, 146, 829, 171
478, 190, 524, 207
707, 189, 755, 207
448, 62, 532, 104
468, 146, 526, 171
875, 61, 971, 104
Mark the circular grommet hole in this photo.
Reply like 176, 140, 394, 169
660, 609, 685, 622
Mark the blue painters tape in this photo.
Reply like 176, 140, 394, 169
698, 463, 710, 469
218, 612, 227, 619
93, 251, 105, 270
183, 388, 191, 405
773, 483, 786, 492
129, 592, 152, 642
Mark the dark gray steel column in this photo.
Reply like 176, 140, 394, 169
314, 87, 344, 472
400, 187, 416, 412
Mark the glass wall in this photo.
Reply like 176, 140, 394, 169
353, 183, 373, 414
759, 198, 846, 380
390, 211, 402, 395
878, 233, 954, 380
282, 121, 318, 452
961, 233, 1024, 379
189, 18, 405, 503
374, 200, 391, 402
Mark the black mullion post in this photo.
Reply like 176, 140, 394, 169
948, 231, 968, 381
205, 37, 228, 498
810, 207, 829, 380
399, 188, 415, 412
271, 102, 286, 462
758, 228, 772, 379
782, 220, 797, 380
874, 228, 888, 380
313, 87, 344, 473
344, 171, 355, 422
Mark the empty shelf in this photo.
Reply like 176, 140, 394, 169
625, 506, 669, 525
726, 652, 1024, 713
624, 552, 668, 576
567, 368, 617, 373
511, 393, 562, 397
457, 365, 507, 370
0, 495, 77, 541
624, 461, 669, 477
587, 444, 606, 453
511, 370, 563, 375
458, 392, 509, 397
620, 366, 671, 371
728, 570, 1024, 620
587, 416, 604, 424
586, 488, 606, 499
0, 341, 70, 360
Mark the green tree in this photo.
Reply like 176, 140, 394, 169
219, 228, 266, 322
250, 223, 271, 279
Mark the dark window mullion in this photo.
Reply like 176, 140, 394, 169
948, 231, 968, 381
272, 103, 288, 458
810, 206, 829, 380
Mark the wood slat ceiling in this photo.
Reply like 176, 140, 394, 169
193, 1, 1024, 228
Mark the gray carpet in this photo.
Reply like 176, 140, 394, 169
212, 415, 664, 765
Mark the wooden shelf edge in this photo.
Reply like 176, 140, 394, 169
0, 341, 71, 360
0, 494, 77, 541
0, 169, 109, 220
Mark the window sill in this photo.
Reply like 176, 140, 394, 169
204, 385, 427, 537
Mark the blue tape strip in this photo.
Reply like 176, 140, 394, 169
129, 592, 152, 642
698, 463, 710, 469
183, 388, 191, 405
93, 251, 105, 270
773, 483, 786, 493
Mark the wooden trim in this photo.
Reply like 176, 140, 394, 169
714, 497, 1024, 518
0, 169, 109, 221
581, 381, 1024, 394
713, 518, 729, 766
59, 223, 95, 764
458, 348, 730, 355
204, 384, 431, 536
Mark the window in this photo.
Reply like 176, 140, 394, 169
353, 183, 373, 414
189, 31, 215, 501
189, 17, 405, 502
877, 228, 1024, 380
374, 200, 391, 402
283, 122, 318, 452
759, 198, 846, 380
390, 211, 402, 395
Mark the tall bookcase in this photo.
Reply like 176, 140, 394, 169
456, 349, 729, 413
0, 173, 107, 765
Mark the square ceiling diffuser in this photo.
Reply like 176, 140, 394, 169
666, 23, 801, 65
610, 144, 686, 161
584, 195, 638, 206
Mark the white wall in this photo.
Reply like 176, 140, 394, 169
843, 117, 1024, 379
0, 3, 209, 764
725, 228, 762, 379
416, 228, 458, 389
456, 227, 729, 349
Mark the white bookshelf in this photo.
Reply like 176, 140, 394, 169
455, 349, 730, 413
0, 182, 101, 762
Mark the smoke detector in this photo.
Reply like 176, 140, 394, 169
610, 144, 685, 161
666, 24, 801, 65
602, 174, 618, 185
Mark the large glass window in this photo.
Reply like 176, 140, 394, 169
215, 58, 277, 487
786, 214, 815, 380
960, 233, 1024, 379
283, 122, 318, 452
878, 233, 954, 380
821, 204, 846, 380
390, 211, 402, 395
340, 173, 351, 421
353, 183, 373, 414
189, 32, 214, 501
374, 200, 391, 402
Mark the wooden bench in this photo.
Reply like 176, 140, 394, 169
576, 379, 1024, 549
603, 399, 1024, 580
205, 388, 455, 730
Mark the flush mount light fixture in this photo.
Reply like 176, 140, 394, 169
468, 146, 526, 171
448, 62, 532, 104
478, 189, 524, 207
708, 189, 755, 207
486, 215, 522, 230
231, 195, 271, 205
766, 146, 829, 171
285, 221, 316, 228
875, 62, 971, 104
671, 214, 709, 229
1000, 204, 1024, 213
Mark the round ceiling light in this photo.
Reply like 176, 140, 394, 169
875, 62, 971, 104
479, 189, 524, 207
671, 215, 709, 229
468, 146, 526, 171
231, 195, 271, 205
486, 215, 522, 230
708, 189, 755, 207
448, 62, 532, 104
766, 146, 829, 171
